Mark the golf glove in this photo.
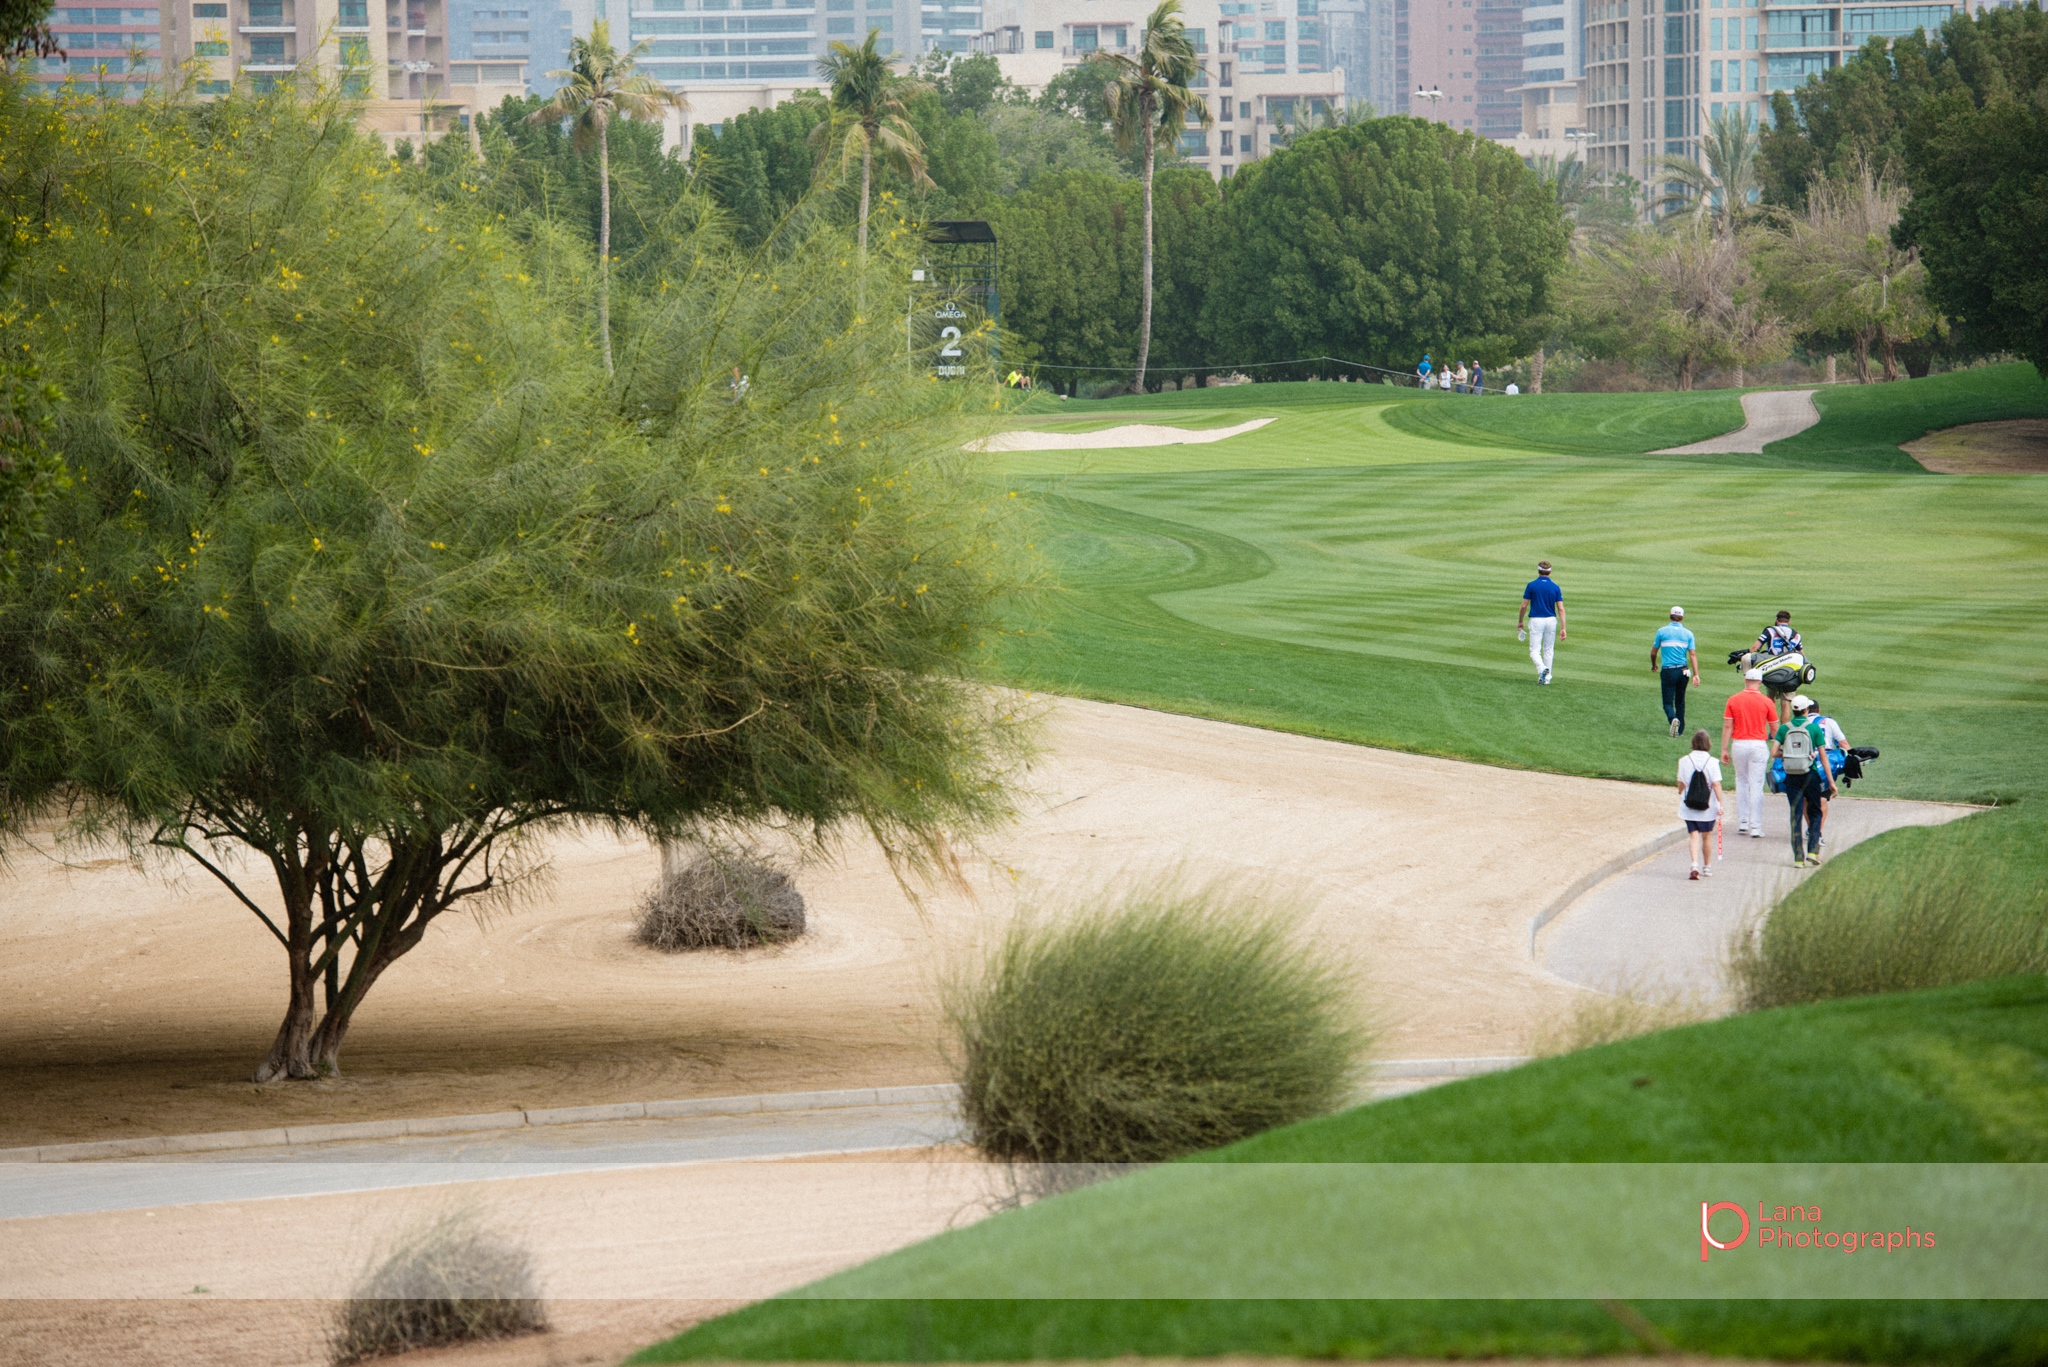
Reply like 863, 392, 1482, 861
1517, 629, 1527, 643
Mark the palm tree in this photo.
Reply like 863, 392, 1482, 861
529, 19, 685, 374
1648, 105, 1760, 236
808, 30, 933, 279
1096, 0, 1210, 394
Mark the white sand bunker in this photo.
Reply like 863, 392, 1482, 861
972, 417, 1274, 452
1654, 389, 1820, 454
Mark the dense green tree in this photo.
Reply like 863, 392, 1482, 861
1097, 0, 1211, 392
528, 18, 686, 373
1564, 222, 1786, 388
1039, 61, 1119, 122
1, 0, 56, 56
1758, 32, 1941, 210
1765, 163, 1933, 382
982, 167, 1213, 382
1201, 117, 1568, 370
1897, 4, 2048, 377
0, 82, 1031, 1081
986, 103, 1127, 196
687, 99, 817, 247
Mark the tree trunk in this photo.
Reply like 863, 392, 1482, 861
1133, 108, 1156, 396
856, 132, 873, 314
1733, 364, 1745, 388
598, 118, 613, 376
1825, 354, 1836, 384
1531, 346, 1544, 394
1853, 330, 1871, 383
1677, 354, 1695, 390
253, 880, 319, 1082
1879, 327, 1899, 382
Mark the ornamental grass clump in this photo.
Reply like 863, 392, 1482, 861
636, 851, 805, 950
1730, 808, 2048, 1010
948, 885, 1366, 1166
329, 1212, 545, 1364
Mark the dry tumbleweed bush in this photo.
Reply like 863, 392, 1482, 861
330, 1211, 545, 1364
636, 852, 806, 951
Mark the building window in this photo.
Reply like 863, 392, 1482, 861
1180, 130, 1208, 155
338, 33, 369, 62
193, 37, 227, 53
1220, 128, 1233, 155
197, 77, 229, 91
1264, 19, 1285, 38
193, 1, 225, 12
247, 34, 286, 59
1218, 59, 1231, 85
1187, 25, 1205, 48
1238, 99, 1250, 118
1033, 28, 1051, 46
1218, 93, 1232, 118
338, 0, 366, 23
1710, 57, 1722, 89
827, 16, 852, 31
1746, 56, 1758, 90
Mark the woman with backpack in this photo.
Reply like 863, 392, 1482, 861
1677, 729, 1723, 880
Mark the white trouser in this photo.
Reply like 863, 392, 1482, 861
1527, 616, 1557, 674
1730, 740, 1770, 831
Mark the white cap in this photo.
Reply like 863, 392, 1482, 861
1670, 606, 1684, 618
1744, 668, 1764, 681
1791, 694, 1815, 711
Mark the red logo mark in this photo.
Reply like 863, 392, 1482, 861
1700, 1201, 1750, 1261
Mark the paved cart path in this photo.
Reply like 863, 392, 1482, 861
1654, 389, 1820, 454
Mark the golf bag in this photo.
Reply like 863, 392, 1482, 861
1727, 648, 1816, 701
1770, 745, 1880, 792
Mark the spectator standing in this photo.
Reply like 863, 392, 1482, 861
1774, 702, 1836, 867
1651, 607, 1700, 737
1453, 362, 1470, 393
1471, 362, 1485, 395
1516, 561, 1566, 685
1720, 669, 1777, 837
1440, 367, 1454, 393
1417, 354, 1434, 388
1676, 730, 1723, 880
1504, 382, 1520, 395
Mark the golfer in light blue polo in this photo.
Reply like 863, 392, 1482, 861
1516, 561, 1565, 684
1651, 606, 1701, 737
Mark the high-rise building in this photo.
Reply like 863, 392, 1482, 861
1582, 0, 1969, 181
31, 5, 165, 97
1511, 0, 1581, 144
1404, 0, 1487, 130
1321, 0, 1397, 113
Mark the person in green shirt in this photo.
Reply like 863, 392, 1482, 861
1773, 703, 1836, 867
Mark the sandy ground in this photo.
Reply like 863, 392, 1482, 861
1905, 418, 2048, 473
1653, 389, 1820, 454
0, 698, 1670, 1149
970, 418, 1274, 452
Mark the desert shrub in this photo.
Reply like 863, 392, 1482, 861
636, 853, 805, 951
1731, 807, 2048, 1010
330, 1212, 545, 1364
947, 885, 1366, 1165
1527, 983, 1716, 1057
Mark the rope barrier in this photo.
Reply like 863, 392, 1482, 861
1024, 354, 1426, 385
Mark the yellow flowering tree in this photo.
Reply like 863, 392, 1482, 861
0, 77, 1032, 1082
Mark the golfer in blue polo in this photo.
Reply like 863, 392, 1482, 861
1651, 606, 1701, 737
1516, 561, 1565, 684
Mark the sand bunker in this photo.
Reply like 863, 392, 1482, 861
971, 417, 1273, 452
0, 697, 1670, 1149
1653, 389, 1820, 454
1905, 418, 2048, 473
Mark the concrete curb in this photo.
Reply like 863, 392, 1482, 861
0, 1082, 964, 1164
0, 1063, 1529, 1164
1527, 828, 1690, 956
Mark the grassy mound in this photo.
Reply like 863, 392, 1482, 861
950, 889, 1362, 1165
1380, 387, 1743, 456
1735, 806, 2048, 1009
634, 978, 2048, 1364
1768, 364, 2048, 471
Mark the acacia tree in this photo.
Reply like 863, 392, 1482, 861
808, 30, 932, 270
528, 19, 685, 374
1569, 221, 1786, 389
0, 80, 1030, 1081
1096, 0, 1209, 394
1766, 163, 1933, 382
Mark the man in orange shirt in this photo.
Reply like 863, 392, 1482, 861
1721, 668, 1779, 838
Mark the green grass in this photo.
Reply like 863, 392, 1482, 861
997, 456, 2048, 802
1769, 364, 2048, 471
1734, 806, 2048, 1009
635, 978, 2048, 1363
1381, 387, 1745, 456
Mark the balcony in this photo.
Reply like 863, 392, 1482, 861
1061, 43, 1132, 56
1762, 30, 1839, 48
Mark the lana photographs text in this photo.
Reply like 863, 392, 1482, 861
1700, 1201, 1939, 1261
